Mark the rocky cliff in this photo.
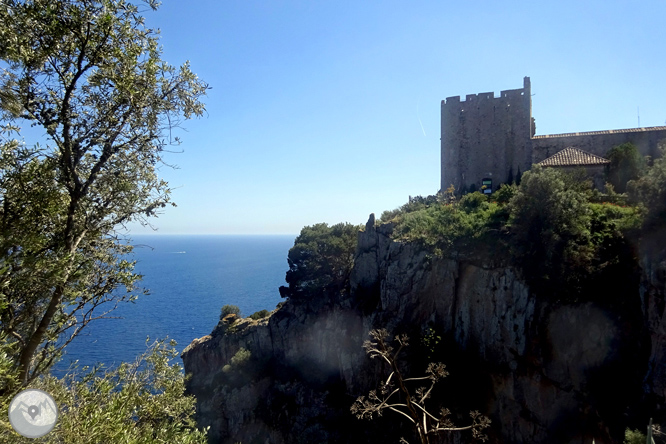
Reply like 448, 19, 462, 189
182, 215, 666, 444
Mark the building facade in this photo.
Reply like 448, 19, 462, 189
441, 77, 666, 193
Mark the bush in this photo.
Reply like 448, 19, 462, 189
624, 428, 646, 444
279, 222, 360, 300
230, 348, 251, 367
493, 183, 518, 205
606, 142, 645, 193
379, 194, 440, 223
459, 191, 488, 212
221, 304, 241, 318
392, 195, 503, 254
248, 309, 270, 320
506, 165, 644, 299
627, 143, 666, 228
0, 339, 208, 444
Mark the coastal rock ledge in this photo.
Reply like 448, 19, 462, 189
182, 215, 666, 444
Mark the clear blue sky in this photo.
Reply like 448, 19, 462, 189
125, 0, 666, 235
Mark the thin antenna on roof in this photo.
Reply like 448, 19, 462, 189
638, 106, 640, 128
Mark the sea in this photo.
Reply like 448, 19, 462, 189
52, 234, 295, 375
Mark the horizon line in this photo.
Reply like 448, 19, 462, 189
129, 233, 299, 236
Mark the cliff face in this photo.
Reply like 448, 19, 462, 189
182, 216, 666, 444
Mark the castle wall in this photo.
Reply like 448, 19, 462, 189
532, 127, 666, 165
441, 77, 533, 193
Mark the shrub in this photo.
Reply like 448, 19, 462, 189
0, 339, 208, 444
392, 196, 503, 254
606, 142, 645, 193
459, 191, 488, 212
623, 428, 646, 444
493, 183, 518, 205
379, 207, 402, 223
379, 194, 441, 223
248, 309, 270, 320
221, 304, 241, 318
230, 348, 251, 367
627, 143, 666, 228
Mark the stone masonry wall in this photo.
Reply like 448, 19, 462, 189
441, 77, 532, 193
532, 126, 666, 164
441, 77, 666, 195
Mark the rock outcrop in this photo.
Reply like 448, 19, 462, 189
182, 215, 666, 444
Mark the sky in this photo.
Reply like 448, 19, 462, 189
120, 0, 666, 235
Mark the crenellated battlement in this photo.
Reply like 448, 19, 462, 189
441, 77, 533, 194
443, 77, 531, 108
441, 76, 665, 194
443, 89, 524, 105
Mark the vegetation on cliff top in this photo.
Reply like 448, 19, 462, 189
377, 146, 666, 300
279, 222, 361, 302
273, 144, 664, 306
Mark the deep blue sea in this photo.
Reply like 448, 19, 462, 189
53, 235, 295, 375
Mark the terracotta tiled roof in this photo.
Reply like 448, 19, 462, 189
537, 147, 611, 167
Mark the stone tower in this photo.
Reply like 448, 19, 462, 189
441, 77, 534, 193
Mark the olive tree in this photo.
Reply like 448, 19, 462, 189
0, 0, 207, 386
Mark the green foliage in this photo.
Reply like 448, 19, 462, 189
379, 207, 402, 223
627, 143, 666, 228
380, 194, 440, 223
222, 348, 251, 375
588, 203, 643, 238
507, 166, 643, 298
279, 222, 360, 301
387, 165, 643, 300
221, 304, 241, 318
392, 194, 503, 253
623, 428, 647, 444
0, 339, 208, 443
607, 143, 645, 193
493, 183, 518, 205
248, 309, 270, 320
0, 0, 207, 384
230, 348, 251, 367
421, 326, 442, 360
459, 191, 488, 212
508, 166, 596, 293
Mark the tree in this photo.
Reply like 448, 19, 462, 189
0, 0, 208, 386
221, 304, 241, 318
606, 143, 645, 193
627, 143, 666, 228
508, 166, 594, 296
351, 329, 490, 444
279, 222, 359, 301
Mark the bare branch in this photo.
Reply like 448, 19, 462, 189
351, 329, 491, 444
